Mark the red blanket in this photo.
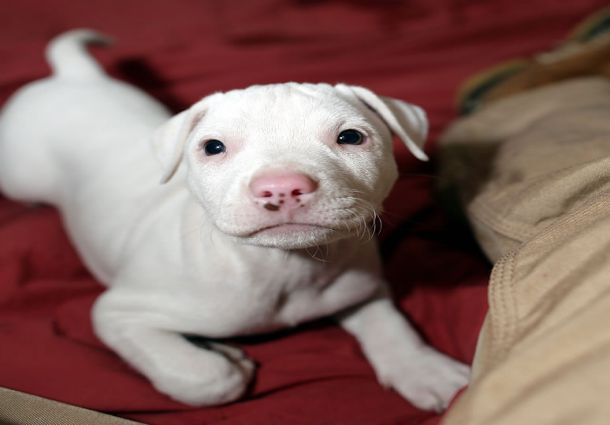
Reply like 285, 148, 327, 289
0, 1, 606, 423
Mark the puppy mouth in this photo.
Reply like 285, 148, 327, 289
239, 222, 343, 249
247, 223, 334, 237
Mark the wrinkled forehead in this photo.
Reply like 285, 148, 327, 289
198, 83, 374, 134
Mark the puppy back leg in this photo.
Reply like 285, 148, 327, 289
92, 289, 255, 406
0, 30, 111, 203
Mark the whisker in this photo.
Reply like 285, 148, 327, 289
304, 244, 329, 262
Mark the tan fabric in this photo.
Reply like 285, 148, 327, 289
440, 77, 610, 261
480, 33, 610, 105
0, 387, 142, 425
439, 77, 610, 425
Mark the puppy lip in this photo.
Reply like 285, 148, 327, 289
246, 222, 333, 237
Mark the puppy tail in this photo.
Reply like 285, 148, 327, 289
46, 29, 113, 79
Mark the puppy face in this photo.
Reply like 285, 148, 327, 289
153, 83, 427, 249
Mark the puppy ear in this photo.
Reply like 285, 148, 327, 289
334, 84, 429, 161
151, 101, 207, 183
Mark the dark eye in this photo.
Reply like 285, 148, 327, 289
337, 129, 364, 145
202, 139, 226, 156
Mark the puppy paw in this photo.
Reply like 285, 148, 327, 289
150, 344, 256, 406
376, 346, 470, 412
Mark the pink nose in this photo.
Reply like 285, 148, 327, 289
249, 171, 318, 208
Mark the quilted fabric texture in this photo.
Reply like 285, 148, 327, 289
0, 1, 606, 424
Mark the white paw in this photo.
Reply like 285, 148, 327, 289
150, 343, 256, 406
376, 346, 470, 412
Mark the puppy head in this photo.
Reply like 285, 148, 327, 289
151, 83, 427, 249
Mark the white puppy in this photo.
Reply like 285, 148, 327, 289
0, 30, 469, 411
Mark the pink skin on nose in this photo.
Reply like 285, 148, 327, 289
249, 171, 318, 211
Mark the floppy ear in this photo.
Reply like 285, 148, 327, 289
151, 100, 207, 183
334, 84, 429, 161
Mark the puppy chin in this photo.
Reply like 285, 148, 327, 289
239, 224, 346, 249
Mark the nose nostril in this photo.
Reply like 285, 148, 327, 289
250, 171, 318, 201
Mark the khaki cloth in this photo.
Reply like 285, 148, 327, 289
439, 77, 610, 425
0, 387, 142, 425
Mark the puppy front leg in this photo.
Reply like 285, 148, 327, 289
92, 291, 255, 406
339, 296, 470, 412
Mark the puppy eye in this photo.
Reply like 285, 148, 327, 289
337, 129, 364, 145
202, 139, 226, 156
